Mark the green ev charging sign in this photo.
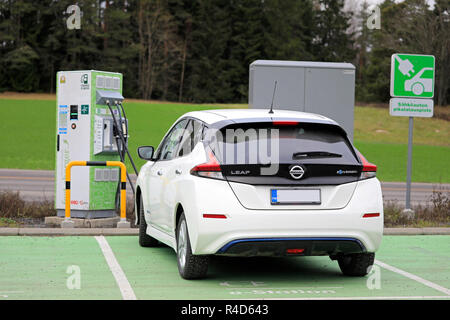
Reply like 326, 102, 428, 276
390, 53, 435, 117
390, 53, 435, 98
389, 53, 435, 212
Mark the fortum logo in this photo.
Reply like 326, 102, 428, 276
81, 74, 88, 85
80, 74, 89, 90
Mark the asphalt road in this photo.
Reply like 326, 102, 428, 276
0, 168, 448, 207
0, 168, 135, 203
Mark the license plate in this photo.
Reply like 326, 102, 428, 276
271, 189, 321, 205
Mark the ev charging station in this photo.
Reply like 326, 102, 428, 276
55, 70, 131, 219
249, 60, 356, 141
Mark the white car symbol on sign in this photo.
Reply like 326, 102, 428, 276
404, 67, 433, 96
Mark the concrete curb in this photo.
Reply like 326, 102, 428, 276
383, 227, 450, 235
44, 216, 120, 228
0, 228, 138, 236
0, 227, 449, 236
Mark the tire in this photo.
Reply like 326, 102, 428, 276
337, 253, 375, 277
138, 196, 159, 247
176, 213, 209, 279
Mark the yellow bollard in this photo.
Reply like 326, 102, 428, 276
64, 160, 128, 228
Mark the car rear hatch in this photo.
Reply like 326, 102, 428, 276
208, 120, 363, 210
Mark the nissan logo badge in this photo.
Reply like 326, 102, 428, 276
289, 165, 305, 179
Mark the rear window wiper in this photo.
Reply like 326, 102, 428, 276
293, 151, 342, 159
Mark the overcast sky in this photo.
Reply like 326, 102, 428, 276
346, 0, 436, 10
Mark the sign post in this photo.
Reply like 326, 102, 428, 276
390, 53, 435, 212
406, 116, 413, 209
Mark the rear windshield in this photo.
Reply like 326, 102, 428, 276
210, 122, 358, 165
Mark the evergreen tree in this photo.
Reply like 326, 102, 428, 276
185, 0, 233, 102
0, 0, 40, 91
262, 0, 315, 61
312, 0, 355, 62
1, 0, 445, 104
100, 0, 140, 98
353, 1, 376, 102
361, 0, 396, 103
225, 0, 265, 102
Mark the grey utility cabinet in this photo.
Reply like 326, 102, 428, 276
249, 60, 356, 141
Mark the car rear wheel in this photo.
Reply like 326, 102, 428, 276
138, 196, 159, 247
337, 253, 375, 277
176, 213, 209, 279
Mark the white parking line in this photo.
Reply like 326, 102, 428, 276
95, 236, 137, 300
375, 259, 450, 296
226, 288, 343, 290
251, 296, 450, 300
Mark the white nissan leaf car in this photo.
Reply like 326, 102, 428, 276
135, 109, 383, 279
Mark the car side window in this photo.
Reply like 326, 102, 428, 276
157, 119, 188, 161
177, 119, 204, 157
177, 120, 194, 157
193, 120, 204, 147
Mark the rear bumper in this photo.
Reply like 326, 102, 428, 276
182, 177, 383, 256
216, 237, 366, 257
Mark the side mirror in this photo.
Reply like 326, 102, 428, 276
137, 146, 154, 161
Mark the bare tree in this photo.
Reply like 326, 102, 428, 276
137, 0, 182, 100
161, 12, 182, 100
347, 1, 372, 84
178, 18, 191, 102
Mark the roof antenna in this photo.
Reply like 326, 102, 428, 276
269, 80, 277, 114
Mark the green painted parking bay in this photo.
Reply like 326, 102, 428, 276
0, 235, 449, 300
0, 236, 122, 299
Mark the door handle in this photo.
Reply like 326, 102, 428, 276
157, 170, 163, 176
175, 169, 182, 175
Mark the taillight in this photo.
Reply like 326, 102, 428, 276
363, 213, 380, 218
203, 214, 227, 219
357, 151, 377, 180
286, 248, 305, 255
190, 150, 224, 180
273, 121, 299, 126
